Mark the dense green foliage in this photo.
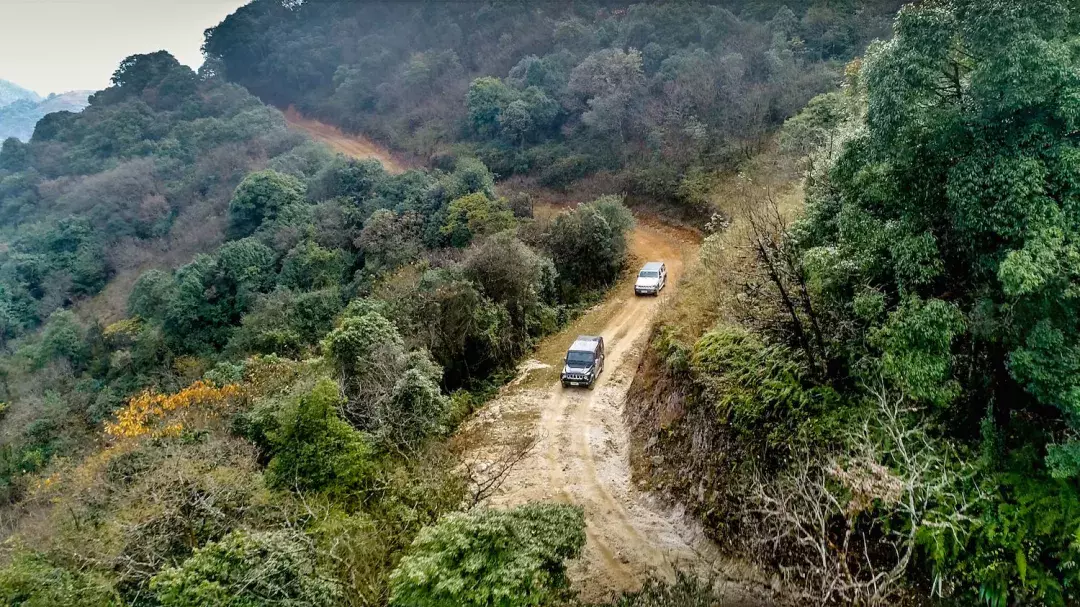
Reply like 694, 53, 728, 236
150, 529, 340, 607
791, 2, 1080, 602
0, 32, 637, 607
0, 553, 120, 606
204, 0, 902, 206
388, 503, 586, 607
637, 0, 1080, 604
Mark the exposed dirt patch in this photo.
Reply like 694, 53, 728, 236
283, 107, 407, 174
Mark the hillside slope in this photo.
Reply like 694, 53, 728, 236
205, 0, 902, 205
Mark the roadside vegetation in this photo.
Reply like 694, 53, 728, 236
631, 1, 1080, 604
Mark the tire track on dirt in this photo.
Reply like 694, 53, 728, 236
458, 220, 768, 602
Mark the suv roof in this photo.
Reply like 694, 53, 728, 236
641, 261, 664, 272
569, 335, 602, 353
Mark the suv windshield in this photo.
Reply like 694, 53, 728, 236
639, 271, 658, 278
566, 351, 594, 366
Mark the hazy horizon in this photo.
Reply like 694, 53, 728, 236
0, 0, 248, 96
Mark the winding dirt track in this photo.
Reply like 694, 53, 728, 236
458, 221, 763, 601
283, 107, 407, 174
285, 113, 766, 602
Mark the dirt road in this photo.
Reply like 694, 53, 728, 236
459, 219, 765, 602
282, 107, 407, 174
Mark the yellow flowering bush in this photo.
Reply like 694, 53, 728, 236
105, 381, 242, 439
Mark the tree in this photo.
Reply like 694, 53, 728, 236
568, 49, 646, 145
440, 193, 515, 248
463, 231, 555, 332
35, 310, 87, 370
278, 240, 348, 291
265, 379, 376, 497
544, 196, 634, 293
228, 287, 343, 357
389, 503, 585, 607
151, 529, 340, 607
790, 0, 1080, 602
356, 209, 423, 275
226, 170, 306, 239
380, 268, 511, 389
467, 77, 514, 137
321, 310, 449, 446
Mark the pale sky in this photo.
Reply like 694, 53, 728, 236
0, 0, 250, 95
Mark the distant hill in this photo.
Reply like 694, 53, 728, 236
0, 79, 40, 107
0, 90, 91, 141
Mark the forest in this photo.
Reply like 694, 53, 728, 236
2, 0, 1076, 605
631, 0, 1080, 605
204, 0, 902, 206
0, 45, 634, 606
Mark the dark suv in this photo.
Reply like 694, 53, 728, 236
561, 335, 605, 388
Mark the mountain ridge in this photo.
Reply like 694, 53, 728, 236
0, 88, 91, 141
0, 79, 41, 108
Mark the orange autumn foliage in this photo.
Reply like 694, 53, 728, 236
105, 381, 242, 439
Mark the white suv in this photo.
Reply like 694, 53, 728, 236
634, 262, 666, 296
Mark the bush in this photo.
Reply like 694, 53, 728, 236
544, 195, 634, 296
265, 379, 376, 499
537, 154, 596, 190
0, 553, 120, 607
151, 529, 340, 607
389, 502, 585, 607
690, 325, 839, 453
226, 170, 306, 239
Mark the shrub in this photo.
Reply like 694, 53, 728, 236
544, 195, 634, 296
226, 170, 306, 239
388, 502, 585, 607
151, 529, 340, 607
690, 325, 838, 453
265, 379, 376, 498
0, 553, 120, 607
537, 154, 596, 190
